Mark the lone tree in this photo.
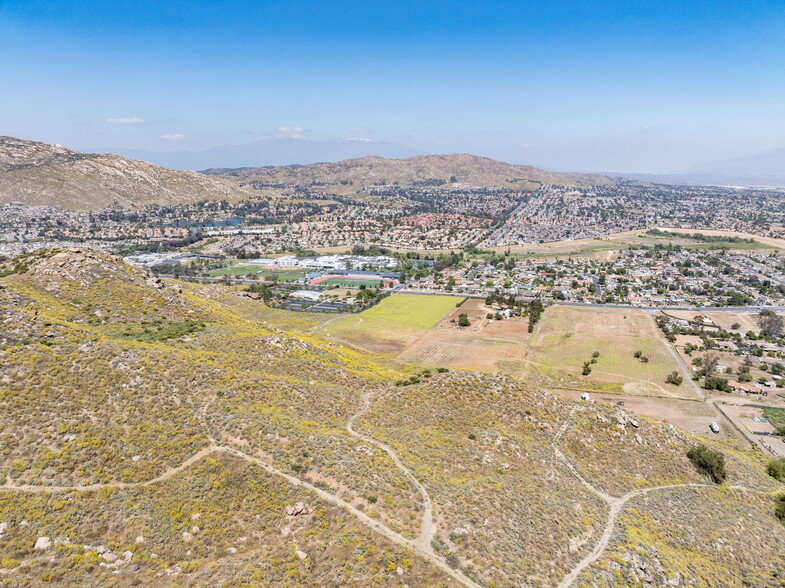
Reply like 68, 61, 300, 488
665, 371, 683, 385
687, 445, 727, 484
527, 300, 545, 333
701, 352, 720, 377
458, 313, 471, 327
758, 309, 784, 338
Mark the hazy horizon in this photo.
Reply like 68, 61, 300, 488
3, 1, 785, 174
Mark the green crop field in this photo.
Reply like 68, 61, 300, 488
763, 407, 785, 431
324, 293, 462, 354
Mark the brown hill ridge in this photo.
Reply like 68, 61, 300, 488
205, 153, 614, 190
0, 136, 252, 209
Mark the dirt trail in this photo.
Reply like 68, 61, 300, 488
0, 446, 219, 493
1, 398, 480, 588
3, 397, 773, 588
347, 391, 436, 549
554, 407, 767, 587
221, 444, 481, 587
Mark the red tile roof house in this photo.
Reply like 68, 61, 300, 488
727, 379, 762, 394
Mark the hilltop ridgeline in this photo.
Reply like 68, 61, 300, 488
0, 136, 252, 210
204, 153, 614, 190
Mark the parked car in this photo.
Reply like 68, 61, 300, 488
617, 401, 625, 406
709, 422, 720, 434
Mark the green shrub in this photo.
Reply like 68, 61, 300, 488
666, 371, 683, 386
704, 376, 730, 392
767, 458, 785, 482
687, 444, 727, 484
776, 495, 785, 525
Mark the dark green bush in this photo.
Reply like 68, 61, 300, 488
776, 495, 785, 525
687, 444, 727, 484
767, 458, 785, 482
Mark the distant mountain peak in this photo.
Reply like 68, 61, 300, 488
98, 137, 424, 170
0, 136, 252, 209
204, 152, 612, 188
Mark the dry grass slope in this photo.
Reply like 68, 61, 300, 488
1, 248, 784, 587
0, 136, 251, 209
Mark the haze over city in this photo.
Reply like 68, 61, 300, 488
3, 0, 785, 173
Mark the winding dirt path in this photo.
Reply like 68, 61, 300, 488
553, 407, 768, 587
1, 397, 480, 588
8, 389, 771, 588
0, 446, 219, 493
347, 391, 437, 549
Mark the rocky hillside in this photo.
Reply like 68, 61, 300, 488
1, 248, 784, 587
0, 136, 252, 209
205, 153, 614, 191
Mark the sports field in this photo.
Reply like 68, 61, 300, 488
323, 293, 462, 354
208, 267, 308, 282
206, 263, 268, 277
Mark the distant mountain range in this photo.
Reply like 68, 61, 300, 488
0, 136, 252, 209
0, 136, 615, 209
204, 153, 613, 191
618, 148, 785, 187
101, 138, 423, 171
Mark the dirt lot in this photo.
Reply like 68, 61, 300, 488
674, 334, 704, 348
720, 402, 785, 457
667, 310, 762, 333
551, 389, 737, 439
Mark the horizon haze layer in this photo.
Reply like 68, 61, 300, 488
3, 1, 785, 174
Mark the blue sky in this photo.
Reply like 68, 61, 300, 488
2, 0, 785, 172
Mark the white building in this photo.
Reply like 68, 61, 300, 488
276, 256, 298, 268
290, 290, 322, 301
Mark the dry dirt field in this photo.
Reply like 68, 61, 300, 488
397, 299, 530, 369
521, 306, 695, 397
490, 227, 784, 260
673, 334, 704, 347
667, 309, 762, 332
654, 226, 785, 250
343, 300, 695, 399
